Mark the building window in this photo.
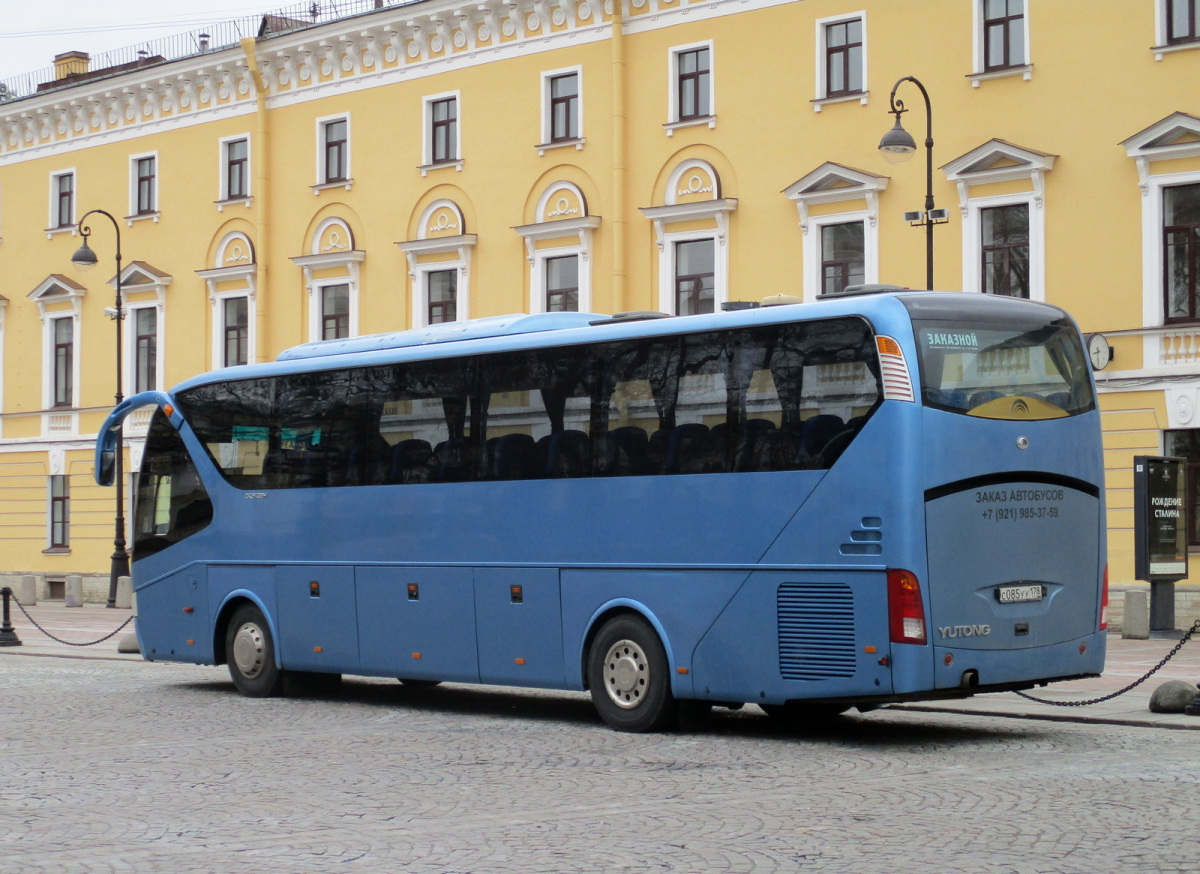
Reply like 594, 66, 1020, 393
322, 119, 348, 184
133, 307, 158, 393
52, 172, 74, 229
428, 270, 458, 324
1168, 0, 1200, 44
134, 156, 156, 215
49, 475, 69, 550
224, 138, 249, 200
983, 0, 1025, 70
321, 284, 350, 340
545, 256, 580, 312
821, 222, 865, 296
674, 239, 715, 316
1165, 183, 1200, 323
1165, 430, 1200, 544
430, 97, 458, 164
981, 204, 1030, 298
222, 297, 249, 367
824, 18, 864, 98
52, 317, 73, 408
548, 73, 580, 143
675, 46, 711, 121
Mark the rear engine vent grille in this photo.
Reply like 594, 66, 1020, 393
777, 582, 856, 681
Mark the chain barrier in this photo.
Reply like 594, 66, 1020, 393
8, 593, 132, 647
1014, 618, 1200, 707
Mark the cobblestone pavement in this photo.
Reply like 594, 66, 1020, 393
2, 656, 1198, 873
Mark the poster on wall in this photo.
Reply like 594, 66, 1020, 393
1133, 455, 1189, 581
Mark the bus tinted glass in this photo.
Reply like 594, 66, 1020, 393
176, 318, 882, 489
914, 318, 1094, 419
134, 410, 213, 559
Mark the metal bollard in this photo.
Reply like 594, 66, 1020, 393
0, 587, 22, 646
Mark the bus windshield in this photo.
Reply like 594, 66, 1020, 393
913, 317, 1094, 419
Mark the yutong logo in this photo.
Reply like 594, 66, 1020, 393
939, 624, 991, 639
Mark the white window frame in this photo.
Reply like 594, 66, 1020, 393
46, 313, 80, 409
48, 169, 76, 232
663, 234, 723, 316
784, 163, 886, 302
126, 302, 164, 394
517, 183, 599, 314
1140, 169, 1200, 328
962, 193, 1043, 301
529, 245, 593, 315
667, 41, 715, 132
422, 91, 462, 171
218, 133, 251, 204
540, 66, 584, 149
970, 0, 1032, 84
128, 151, 159, 221
215, 292, 254, 368
315, 114, 351, 189
198, 232, 258, 368
814, 12, 868, 108
46, 474, 70, 552
309, 279, 359, 343
412, 259, 469, 328
806, 213, 877, 302
1155, 0, 1200, 57
398, 201, 476, 327
943, 140, 1054, 303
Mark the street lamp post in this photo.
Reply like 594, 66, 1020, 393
70, 209, 129, 608
878, 75, 946, 291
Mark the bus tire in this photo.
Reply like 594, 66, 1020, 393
226, 604, 284, 698
588, 615, 675, 733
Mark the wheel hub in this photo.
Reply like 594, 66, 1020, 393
232, 622, 266, 679
602, 638, 648, 709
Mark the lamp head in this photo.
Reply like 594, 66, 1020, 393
70, 237, 98, 271
879, 115, 917, 165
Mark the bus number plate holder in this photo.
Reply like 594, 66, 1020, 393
996, 584, 1045, 604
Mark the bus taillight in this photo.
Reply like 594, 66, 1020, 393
1099, 564, 1109, 631
888, 569, 927, 645
875, 336, 915, 403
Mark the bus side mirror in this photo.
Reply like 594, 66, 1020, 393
98, 450, 115, 487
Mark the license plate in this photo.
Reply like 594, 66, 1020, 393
997, 584, 1045, 604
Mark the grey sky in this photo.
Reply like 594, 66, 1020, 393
1, 1, 277, 80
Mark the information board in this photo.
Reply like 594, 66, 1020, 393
1133, 456, 1189, 582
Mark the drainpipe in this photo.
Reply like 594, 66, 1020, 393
240, 38, 269, 362
611, 1, 627, 313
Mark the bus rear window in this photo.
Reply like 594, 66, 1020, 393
913, 318, 1094, 419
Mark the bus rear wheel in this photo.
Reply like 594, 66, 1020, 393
588, 615, 675, 733
226, 604, 284, 697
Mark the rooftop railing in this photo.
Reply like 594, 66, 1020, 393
0, 0, 415, 103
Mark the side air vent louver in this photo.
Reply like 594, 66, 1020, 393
778, 582, 857, 681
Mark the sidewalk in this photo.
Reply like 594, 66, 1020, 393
0, 600, 141, 662
3, 600, 1199, 729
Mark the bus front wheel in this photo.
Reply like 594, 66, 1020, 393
588, 615, 675, 733
226, 604, 284, 697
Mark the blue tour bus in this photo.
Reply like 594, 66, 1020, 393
95, 288, 1107, 731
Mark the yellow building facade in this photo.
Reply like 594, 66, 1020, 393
0, 0, 1198, 611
